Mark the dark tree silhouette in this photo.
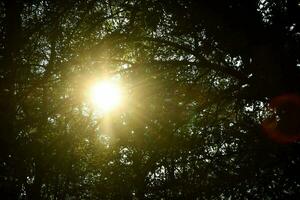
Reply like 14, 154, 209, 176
0, 0, 300, 199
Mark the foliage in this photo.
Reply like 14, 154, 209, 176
1, 0, 300, 199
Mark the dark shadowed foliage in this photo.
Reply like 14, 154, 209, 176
1, 0, 300, 199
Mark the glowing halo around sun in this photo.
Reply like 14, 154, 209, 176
89, 80, 122, 113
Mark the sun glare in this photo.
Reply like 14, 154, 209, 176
89, 80, 122, 112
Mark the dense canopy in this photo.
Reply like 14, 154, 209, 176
1, 0, 300, 199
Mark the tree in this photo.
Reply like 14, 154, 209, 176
0, 0, 300, 199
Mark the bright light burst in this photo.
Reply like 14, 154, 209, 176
89, 80, 122, 112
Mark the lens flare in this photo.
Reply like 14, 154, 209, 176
262, 94, 300, 144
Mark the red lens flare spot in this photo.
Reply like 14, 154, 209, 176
262, 94, 300, 144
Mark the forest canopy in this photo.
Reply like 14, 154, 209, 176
1, 0, 300, 199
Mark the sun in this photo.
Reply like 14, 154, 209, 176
89, 80, 122, 112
